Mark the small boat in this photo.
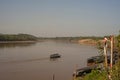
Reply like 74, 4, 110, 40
50, 53, 61, 58
73, 66, 93, 77
87, 55, 104, 66
73, 65, 98, 78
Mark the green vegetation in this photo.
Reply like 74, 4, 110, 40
117, 34, 120, 51
111, 33, 120, 80
0, 34, 38, 41
83, 59, 120, 80
83, 70, 108, 80
111, 59, 120, 80
74, 70, 108, 80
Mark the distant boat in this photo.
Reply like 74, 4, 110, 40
50, 53, 61, 58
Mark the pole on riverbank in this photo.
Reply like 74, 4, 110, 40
104, 37, 108, 68
110, 35, 114, 69
73, 64, 78, 80
52, 74, 55, 80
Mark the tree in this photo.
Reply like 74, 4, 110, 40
0, 34, 38, 41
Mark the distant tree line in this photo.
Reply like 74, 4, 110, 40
0, 33, 104, 41
38, 36, 103, 41
0, 34, 38, 41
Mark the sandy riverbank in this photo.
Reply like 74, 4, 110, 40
78, 39, 104, 46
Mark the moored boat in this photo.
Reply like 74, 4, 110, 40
87, 55, 104, 66
73, 65, 98, 78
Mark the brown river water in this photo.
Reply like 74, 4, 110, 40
0, 41, 99, 80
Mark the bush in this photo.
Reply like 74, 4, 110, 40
83, 69, 108, 80
111, 60, 120, 80
0, 34, 37, 41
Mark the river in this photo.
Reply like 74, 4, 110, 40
0, 41, 99, 80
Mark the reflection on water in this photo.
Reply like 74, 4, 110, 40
0, 42, 36, 48
0, 41, 99, 80
50, 58, 61, 61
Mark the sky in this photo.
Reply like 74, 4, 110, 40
0, 0, 120, 37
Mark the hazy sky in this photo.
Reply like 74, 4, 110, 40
0, 0, 120, 37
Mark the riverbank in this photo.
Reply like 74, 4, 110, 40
78, 39, 97, 45
77, 39, 103, 46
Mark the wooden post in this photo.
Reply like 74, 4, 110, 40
52, 74, 55, 80
104, 37, 108, 68
73, 64, 78, 80
110, 35, 114, 69
104, 45, 108, 67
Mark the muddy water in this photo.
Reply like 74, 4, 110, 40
0, 41, 99, 80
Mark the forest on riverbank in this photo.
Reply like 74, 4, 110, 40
0, 34, 38, 41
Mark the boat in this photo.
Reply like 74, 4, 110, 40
87, 52, 120, 66
50, 53, 61, 58
73, 65, 97, 78
87, 55, 104, 66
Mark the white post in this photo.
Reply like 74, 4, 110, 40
104, 37, 108, 68
110, 36, 113, 69
104, 45, 108, 67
